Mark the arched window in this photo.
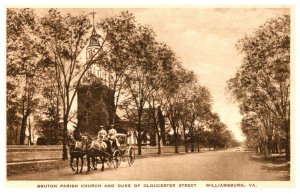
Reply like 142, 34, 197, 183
88, 68, 92, 75
89, 50, 93, 60
92, 65, 95, 75
93, 49, 98, 57
87, 50, 89, 60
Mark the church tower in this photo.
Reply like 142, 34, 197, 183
86, 27, 100, 62
85, 27, 101, 81
76, 11, 115, 136
84, 11, 111, 86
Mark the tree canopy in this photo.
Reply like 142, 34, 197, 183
227, 15, 290, 159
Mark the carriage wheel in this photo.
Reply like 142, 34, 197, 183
128, 147, 135, 167
103, 152, 113, 168
112, 150, 121, 169
93, 157, 98, 170
106, 159, 113, 168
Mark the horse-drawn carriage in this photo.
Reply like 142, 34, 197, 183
112, 133, 136, 168
69, 132, 135, 174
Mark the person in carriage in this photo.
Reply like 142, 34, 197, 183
89, 125, 119, 155
107, 124, 120, 154
97, 125, 107, 141
90, 126, 107, 150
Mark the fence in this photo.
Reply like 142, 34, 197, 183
7, 145, 63, 164
7, 145, 186, 164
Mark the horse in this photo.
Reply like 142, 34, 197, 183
68, 134, 91, 174
86, 139, 112, 174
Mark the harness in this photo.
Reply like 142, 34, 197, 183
89, 139, 108, 151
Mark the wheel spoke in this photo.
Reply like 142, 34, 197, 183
127, 147, 135, 167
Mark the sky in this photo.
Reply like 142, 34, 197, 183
35, 7, 290, 141
91, 7, 288, 141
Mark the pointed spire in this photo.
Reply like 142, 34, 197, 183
91, 10, 96, 27
88, 10, 100, 47
89, 27, 100, 47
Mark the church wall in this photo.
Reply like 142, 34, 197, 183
77, 82, 115, 136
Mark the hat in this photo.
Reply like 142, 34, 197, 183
100, 125, 104, 128
110, 124, 114, 127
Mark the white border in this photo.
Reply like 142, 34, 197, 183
1, 1, 299, 194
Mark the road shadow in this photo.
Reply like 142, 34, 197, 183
135, 151, 204, 159
249, 154, 290, 180
7, 160, 70, 177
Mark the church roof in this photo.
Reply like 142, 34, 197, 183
88, 27, 100, 47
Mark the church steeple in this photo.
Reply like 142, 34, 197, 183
84, 9, 111, 86
89, 27, 100, 47
88, 10, 100, 47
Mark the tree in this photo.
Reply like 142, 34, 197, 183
179, 83, 212, 152
145, 43, 178, 154
37, 79, 62, 145
192, 125, 205, 152
241, 113, 263, 153
206, 113, 228, 149
123, 25, 158, 155
7, 8, 48, 144
227, 15, 290, 160
98, 11, 137, 125
162, 67, 195, 153
40, 9, 108, 159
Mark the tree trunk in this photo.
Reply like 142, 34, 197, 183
19, 114, 28, 145
137, 131, 142, 155
150, 106, 161, 154
191, 136, 195, 152
285, 129, 290, 161
157, 135, 161, 154
15, 129, 18, 145
28, 118, 32, 145
137, 110, 142, 155
62, 116, 68, 160
155, 121, 161, 155
56, 94, 60, 136
264, 142, 269, 156
174, 129, 179, 153
268, 135, 273, 154
278, 137, 282, 154
133, 98, 146, 156
284, 119, 290, 161
183, 128, 188, 153
111, 103, 117, 125
157, 107, 166, 145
